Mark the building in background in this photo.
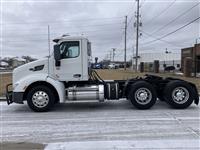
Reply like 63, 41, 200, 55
0, 61, 9, 70
11, 57, 26, 68
138, 52, 181, 72
0, 56, 37, 71
181, 43, 200, 73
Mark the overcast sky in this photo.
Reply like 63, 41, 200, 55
0, 0, 199, 61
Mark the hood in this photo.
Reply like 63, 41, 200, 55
13, 58, 49, 84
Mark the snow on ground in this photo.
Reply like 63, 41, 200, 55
1, 100, 200, 149
45, 140, 200, 150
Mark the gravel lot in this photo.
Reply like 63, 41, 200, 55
1, 100, 200, 149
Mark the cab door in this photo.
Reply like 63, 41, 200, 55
54, 40, 83, 81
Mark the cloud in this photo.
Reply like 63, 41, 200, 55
0, 0, 199, 61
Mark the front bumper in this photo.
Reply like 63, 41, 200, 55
6, 84, 13, 105
6, 84, 24, 105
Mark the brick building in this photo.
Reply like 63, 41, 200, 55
181, 43, 200, 73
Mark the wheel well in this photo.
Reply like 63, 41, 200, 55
124, 79, 144, 98
124, 79, 159, 98
23, 81, 59, 103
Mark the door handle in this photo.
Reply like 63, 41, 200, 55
73, 74, 81, 78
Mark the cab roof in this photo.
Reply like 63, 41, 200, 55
53, 35, 88, 43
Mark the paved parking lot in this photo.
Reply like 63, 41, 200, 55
0, 100, 200, 149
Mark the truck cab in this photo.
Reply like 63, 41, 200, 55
6, 36, 199, 112
52, 36, 91, 81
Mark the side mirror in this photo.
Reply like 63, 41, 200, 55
54, 44, 61, 61
54, 45, 61, 67
87, 42, 92, 56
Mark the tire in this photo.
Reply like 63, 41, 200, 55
27, 85, 55, 112
164, 80, 194, 109
128, 81, 157, 109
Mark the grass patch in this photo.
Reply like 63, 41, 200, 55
0, 73, 12, 97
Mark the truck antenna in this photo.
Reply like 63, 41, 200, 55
48, 25, 51, 57
47, 25, 50, 75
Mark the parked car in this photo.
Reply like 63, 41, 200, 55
164, 66, 175, 72
93, 63, 102, 69
102, 64, 109, 69
108, 63, 116, 69
115, 64, 120, 69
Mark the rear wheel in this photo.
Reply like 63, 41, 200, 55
164, 80, 194, 109
128, 81, 157, 109
27, 85, 55, 112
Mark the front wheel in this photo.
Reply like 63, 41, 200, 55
164, 81, 194, 109
128, 81, 157, 109
27, 85, 55, 112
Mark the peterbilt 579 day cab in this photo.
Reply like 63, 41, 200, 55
6, 36, 199, 112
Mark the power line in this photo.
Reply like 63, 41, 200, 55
142, 16, 200, 46
89, 16, 125, 60
126, 0, 137, 17
144, 0, 176, 25
140, 0, 146, 8
127, 15, 134, 27
115, 50, 124, 57
105, 31, 125, 60
126, 0, 137, 27
140, 30, 184, 48
151, 2, 200, 34
115, 47, 133, 57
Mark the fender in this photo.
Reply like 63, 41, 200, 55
189, 83, 199, 105
46, 76, 65, 103
13, 73, 48, 92
13, 73, 66, 103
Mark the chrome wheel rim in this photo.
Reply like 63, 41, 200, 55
172, 87, 189, 104
32, 91, 49, 108
134, 88, 152, 105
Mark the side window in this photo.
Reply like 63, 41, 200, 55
60, 41, 80, 59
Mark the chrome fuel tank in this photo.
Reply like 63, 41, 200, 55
67, 85, 104, 102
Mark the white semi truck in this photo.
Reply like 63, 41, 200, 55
6, 36, 199, 112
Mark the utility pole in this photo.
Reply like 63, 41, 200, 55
194, 38, 199, 77
110, 51, 112, 61
106, 54, 109, 60
135, 0, 140, 72
124, 16, 127, 70
112, 48, 116, 62
132, 46, 135, 70
48, 25, 51, 56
